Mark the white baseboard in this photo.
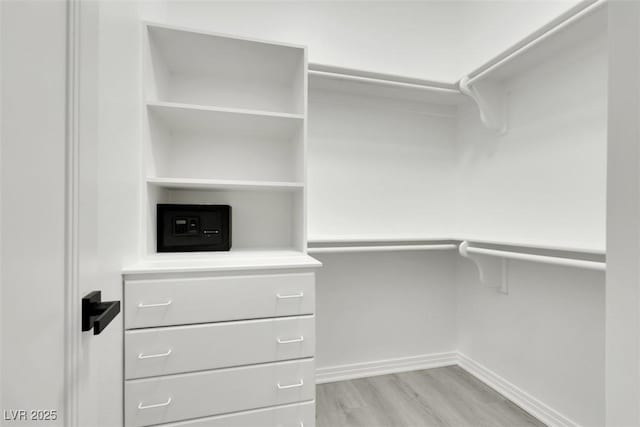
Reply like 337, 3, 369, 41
316, 351, 580, 427
455, 353, 579, 427
315, 351, 458, 384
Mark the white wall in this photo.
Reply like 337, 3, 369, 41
308, 85, 457, 240
160, 0, 582, 83
315, 251, 457, 370
456, 260, 605, 426
606, 2, 640, 425
453, 24, 607, 427
455, 32, 607, 250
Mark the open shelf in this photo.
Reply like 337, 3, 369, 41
147, 177, 304, 192
145, 186, 305, 255
145, 22, 306, 115
146, 102, 304, 183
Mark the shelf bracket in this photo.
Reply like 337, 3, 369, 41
459, 76, 507, 134
459, 241, 508, 294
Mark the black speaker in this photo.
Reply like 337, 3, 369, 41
157, 204, 231, 252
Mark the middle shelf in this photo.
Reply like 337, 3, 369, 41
147, 177, 304, 192
145, 101, 304, 183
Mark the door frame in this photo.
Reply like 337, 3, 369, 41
64, 0, 81, 425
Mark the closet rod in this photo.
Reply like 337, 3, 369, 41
463, 244, 606, 271
308, 244, 458, 254
464, 0, 605, 86
308, 69, 460, 95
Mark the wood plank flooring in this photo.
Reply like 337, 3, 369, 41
316, 366, 545, 427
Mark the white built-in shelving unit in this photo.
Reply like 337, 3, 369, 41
134, 1, 608, 271
140, 22, 310, 263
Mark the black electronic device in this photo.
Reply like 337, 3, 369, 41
157, 204, 231, 252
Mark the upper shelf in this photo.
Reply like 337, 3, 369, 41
309, 63, 465, 106
457, 0, 606, 133
147, 101, 303, 140
145, 22, 306, 115
463, 0, 606, 86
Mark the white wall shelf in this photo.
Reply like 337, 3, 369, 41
308, 244, 457, 254
308, 237, 606, 288
459, 240, 606, 295
463, 0, 606, 86
309, 236, 605, 255
459, 237, 605, 257
457, 0, 606, 133
309, 63, 465, 107
308, 236, 455, 244
147, 177, 304, 192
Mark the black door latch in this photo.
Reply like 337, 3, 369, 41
82, 291, 120, 335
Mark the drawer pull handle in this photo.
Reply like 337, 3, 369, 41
138, 300, 172, 308
277, 380, 304, 390
138, 397, 172, 410
277, 336, 304, 344
276, 292, 304, 299
138, 349, 172, 359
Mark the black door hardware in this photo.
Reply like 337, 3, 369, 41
82, 291, 121, 335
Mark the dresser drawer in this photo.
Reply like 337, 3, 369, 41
125, 359, 315, 427
125, 315, 315, 379
124, 273, 314, 329
156, 401, 314, 427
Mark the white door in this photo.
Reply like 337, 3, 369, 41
2, 1, 140, 426
75, 1, 141, 426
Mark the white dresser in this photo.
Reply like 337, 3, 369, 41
123, 259, 321, 427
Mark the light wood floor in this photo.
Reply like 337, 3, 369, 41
316, 366, 545, 427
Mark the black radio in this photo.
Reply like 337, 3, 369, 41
157, 204, 231, 252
